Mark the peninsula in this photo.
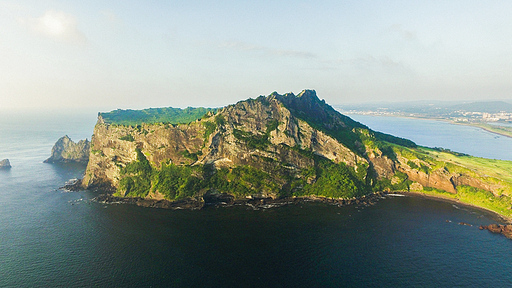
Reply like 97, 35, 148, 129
80, 90, 512, 220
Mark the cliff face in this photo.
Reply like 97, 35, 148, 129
83, 91, 368, 197
82, 90, 512, 206
45, 135, 90, 164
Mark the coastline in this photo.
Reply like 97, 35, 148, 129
92, 189, 511, 224
343, 112, 512, 139
459, 123, 512, 138
397, 190, 512, 224
93, 192, 387, 211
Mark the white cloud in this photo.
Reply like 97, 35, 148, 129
19, 10, 86, 44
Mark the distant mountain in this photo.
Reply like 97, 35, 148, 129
336, 100, 512, 114
450, 101, 512, 113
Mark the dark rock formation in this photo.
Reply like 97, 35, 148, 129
0, 159, 11, 169
59, 178, 83, 191
92, 191, 387, 210
479, 224, 512, 239
45, 135, 90, 164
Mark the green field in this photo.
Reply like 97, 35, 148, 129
100, 107, 216, 126
421, 147, 512, 184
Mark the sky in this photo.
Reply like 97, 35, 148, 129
1, 0, 512, 111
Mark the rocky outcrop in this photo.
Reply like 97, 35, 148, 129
45, 135, 90, 164
0, 159, 11, 169
399, 166, 457, 193
82, 91, 369, 195
480, 224, 512, 239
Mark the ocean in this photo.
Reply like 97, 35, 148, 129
1, 110, 512, 287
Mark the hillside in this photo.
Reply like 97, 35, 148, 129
82, 90, 512, 217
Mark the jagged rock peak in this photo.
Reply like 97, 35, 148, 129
297, 89, 318, 98
44, 135, 90, 164
0, 159, 11, 169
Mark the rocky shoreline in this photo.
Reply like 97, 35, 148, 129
479, 224, 512, 239
397, 190, 512, 224
92, 191, 388, 211
65, 181, 512, 240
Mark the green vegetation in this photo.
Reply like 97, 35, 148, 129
422, 147, 512, 185
233, 129, 270, 150
298, 157, 369, 198
101, 107, 216, 126
214, 114, 225, 126
266, 119, 280, 134
373, 171, 412, 192
418, 186, 512, 218
180, 150, 203, 162
203, 121, 217, 139
116, 147, 372, 200
117, 148, 153, 197
119, 134, 135, 142
431, 147, 468, 157
120, 155, 281, 200
232, 120, 281, 150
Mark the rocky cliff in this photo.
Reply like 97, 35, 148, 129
81, 90, 512, 214
45, 135, 90, 164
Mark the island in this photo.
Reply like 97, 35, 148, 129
0, 159, 11, 169
74, 90, 512, 223
44, 135, 90, 164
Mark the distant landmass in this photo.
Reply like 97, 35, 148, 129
336, 100, 512, 138
68, 90, 512, 220
337, 100, 512, 115
451, 101, 512, 114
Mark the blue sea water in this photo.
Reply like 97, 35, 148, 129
347, 114, 512, 161
1, 111, 512, 287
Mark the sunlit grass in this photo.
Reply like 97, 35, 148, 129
420, 147, 512, 183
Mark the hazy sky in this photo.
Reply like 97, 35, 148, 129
1, 0, 512, 111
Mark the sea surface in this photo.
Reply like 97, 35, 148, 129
347, 114, 512, 161
1, 111, 512, 287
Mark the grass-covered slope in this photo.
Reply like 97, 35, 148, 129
100, 107, 216, 126
389, 145, 512, 217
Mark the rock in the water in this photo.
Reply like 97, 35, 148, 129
0, 159, 11, 169
44, 135, 90, 164
480, 224, 512, 239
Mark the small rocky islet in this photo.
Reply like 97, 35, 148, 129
0, 159, 11, 169
44, 135, 90, 164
